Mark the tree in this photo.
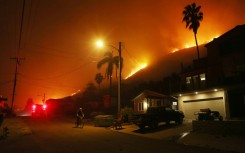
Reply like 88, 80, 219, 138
95, 73, 103, 88
83, 82, 97, 100
97, 51, 120, 91
182, 2, 203, 60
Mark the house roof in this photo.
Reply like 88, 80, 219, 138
132, 90, 166, 101
205, 24, 245, 47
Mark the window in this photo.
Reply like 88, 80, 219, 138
186, 76, 192, 90
186, 73, 206, 90
200, 73, 206, 88
149, 101, 153, 107
186, 76, 191, 84
138, 102, 144, 111
200, 73, 206, 81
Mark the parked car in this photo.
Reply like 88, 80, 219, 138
194, 108, 223, 121
135, 106, 184, 129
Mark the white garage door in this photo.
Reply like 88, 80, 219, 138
183, 97, 225, 119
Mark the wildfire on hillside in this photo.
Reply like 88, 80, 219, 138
172, 34, 221, 53
125, 63, 147, 79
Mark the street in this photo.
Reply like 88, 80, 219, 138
0, 116, 234, 153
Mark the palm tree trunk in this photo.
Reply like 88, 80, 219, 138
109, 75, 112, 94
194, 33, 200, 60
194, 33, 201, 88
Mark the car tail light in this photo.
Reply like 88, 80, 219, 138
32, 105, 36, 112
42, 104, 47, 110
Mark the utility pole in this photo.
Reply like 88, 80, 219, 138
10, 57, 25, 112
118, 42, 122, 114
38, 93, 46, 104
43, 93, 46, 104
9, 0, 26, 112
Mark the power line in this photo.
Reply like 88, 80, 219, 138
18, 0, 25, 52
122, 43, 141, 67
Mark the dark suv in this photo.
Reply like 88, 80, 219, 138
135, 106, 185, 129
32, 104, 47, 117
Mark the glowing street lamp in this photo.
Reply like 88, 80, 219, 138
96, 40, 104, 48
96, 40, 122, 114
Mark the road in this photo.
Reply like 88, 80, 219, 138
0, 116, 234, 153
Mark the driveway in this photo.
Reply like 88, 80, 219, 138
112, 120, 245, 153
112, 121, 192, 140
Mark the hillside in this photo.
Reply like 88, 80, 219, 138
47, 44, 208, 113
124, 44, 207, 84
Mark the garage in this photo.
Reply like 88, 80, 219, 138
177, 89, 229, 120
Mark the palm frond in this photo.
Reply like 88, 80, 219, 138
97, 57, 110, 69
182, 2, 203, 34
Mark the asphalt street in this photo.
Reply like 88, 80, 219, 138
1, 117, 245, 153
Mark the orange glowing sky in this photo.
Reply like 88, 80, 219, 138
0, 0, 245, 109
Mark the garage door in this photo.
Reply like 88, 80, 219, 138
183, 97, 225, 119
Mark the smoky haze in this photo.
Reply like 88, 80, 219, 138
0, 0, 244, 109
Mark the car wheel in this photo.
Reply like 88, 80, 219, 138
176, 117, 183, 125
139, 125, 145, 129
150, 121, 158, 129
180, 117, 184, 124
154, 121, 158, 128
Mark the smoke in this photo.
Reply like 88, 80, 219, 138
1, 0, 245, 109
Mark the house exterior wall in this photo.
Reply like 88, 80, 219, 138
134, 98, 166, 114
133, 95, 146, 114
177, 25, 245, 119
178, 90, 227, 120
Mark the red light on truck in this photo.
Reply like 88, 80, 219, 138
32, 105, 36, 111
42, 104, 47, 110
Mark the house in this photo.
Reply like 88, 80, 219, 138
132, 90, 170, 114
176, 25, 245, 120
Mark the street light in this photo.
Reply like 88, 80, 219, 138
96, 41, 122, 114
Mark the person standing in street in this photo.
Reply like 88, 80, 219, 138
76, 108, 84, 127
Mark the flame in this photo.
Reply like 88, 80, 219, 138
125, 63, 147, 79
172, 48, 179, 53
185, 43, 195, 48
172, 34, 221, 53
71, 90, 81, 96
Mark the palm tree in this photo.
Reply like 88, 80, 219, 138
95, 73, 103, 88
97, 51, 121, 91
182, 2, 203, 60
